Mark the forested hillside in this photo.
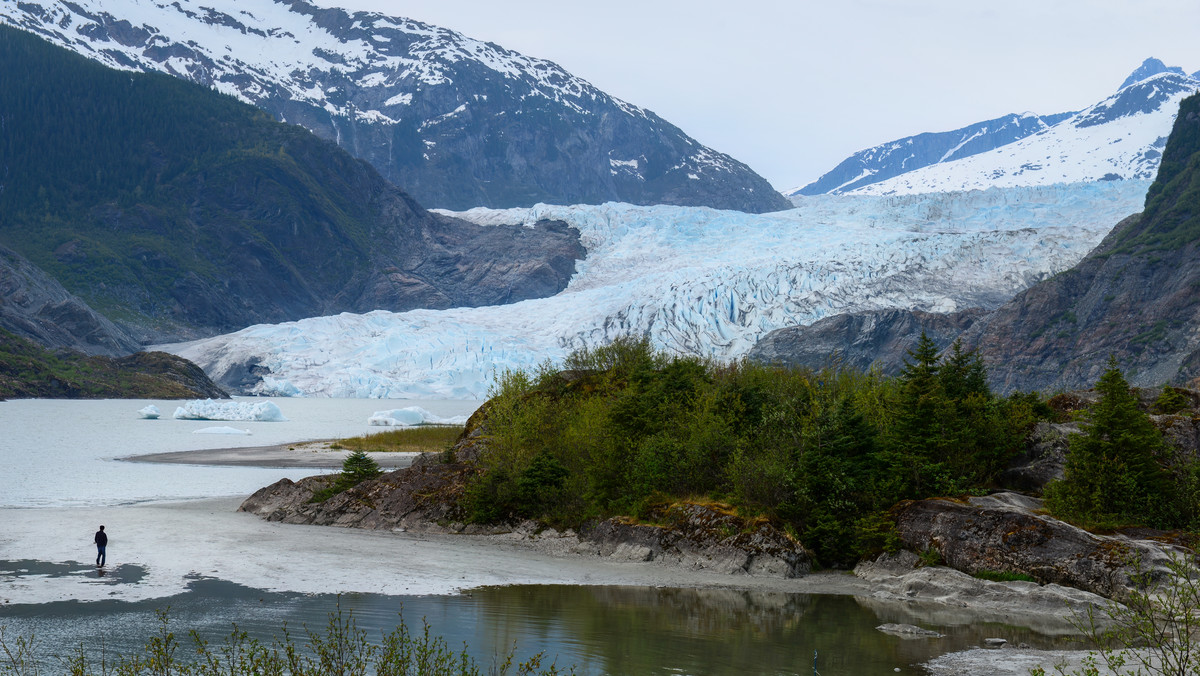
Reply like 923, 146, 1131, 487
0, 25, 583, 344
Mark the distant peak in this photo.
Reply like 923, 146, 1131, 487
1119, 57, 1187, 91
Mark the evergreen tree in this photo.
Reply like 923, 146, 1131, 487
884, 332, 953, 496
939, 339, 989, 401
340, 451, 383, 486
1045, 357, 1175, 528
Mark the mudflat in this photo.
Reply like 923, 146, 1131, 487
122, 440, 417, 468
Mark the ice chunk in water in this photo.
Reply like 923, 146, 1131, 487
173, 399, 288, 422
368, 406, 468, 426
192, 426, 252, 435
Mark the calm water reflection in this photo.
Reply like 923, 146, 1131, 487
1, 579, 1085, 675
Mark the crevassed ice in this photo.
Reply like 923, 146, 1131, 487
164, 183, 1151, 400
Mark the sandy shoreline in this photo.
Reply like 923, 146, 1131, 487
121, 440, 419, 468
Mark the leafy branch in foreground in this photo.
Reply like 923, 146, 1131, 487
2, 605, 571, 675
1033, 551, 1200, 676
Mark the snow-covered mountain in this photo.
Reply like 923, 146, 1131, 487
792, 58, 1200, 198
0, 0, 789, 213
162, 181, 1150, 399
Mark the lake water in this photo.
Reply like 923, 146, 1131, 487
0, 399, 1083, 674
0, 397, 481, 508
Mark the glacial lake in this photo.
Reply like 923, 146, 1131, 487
0, 398, 1085, 674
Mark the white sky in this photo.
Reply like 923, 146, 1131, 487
312, 0, 1200, 192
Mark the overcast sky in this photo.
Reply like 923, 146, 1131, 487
314, 0, 1200, 192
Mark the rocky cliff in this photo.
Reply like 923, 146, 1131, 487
0, 245, 138, 356
960, 93, 1200, 392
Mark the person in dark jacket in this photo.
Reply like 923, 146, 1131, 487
94, 525, 107, 567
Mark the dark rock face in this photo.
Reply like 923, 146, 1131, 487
239, 461, 476, 531
112, 351, 228, 399
961, 94, 1200, 393
747, 308, 986, 374
997, 421, 1078, 493
0, 245, 139, 356
581, 504, 811, 577
2, 1, 790, 213
893, 493, 1172, 598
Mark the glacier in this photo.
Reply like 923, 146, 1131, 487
172, 399, 289, 422
163, 182, 1151, 399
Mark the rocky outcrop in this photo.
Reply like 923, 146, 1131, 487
960, 94, 1200, 393
239, 459, 476, 531
0, 328, 227, 399
0, 245, 139, 356
892, 493, 1175, 599
747, 307, 986, 374
578, 503, 810, 577
240, 402, 810, 578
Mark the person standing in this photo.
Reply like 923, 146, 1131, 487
94, 525, 107, 567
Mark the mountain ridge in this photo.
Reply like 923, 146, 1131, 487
0, 0, 789, 213
792, 60, 1199, 198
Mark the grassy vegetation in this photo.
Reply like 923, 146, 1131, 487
0, 606, 571, 675
334, 426, 465, 454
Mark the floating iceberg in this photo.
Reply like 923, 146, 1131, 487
192, 426, 252, 435
138, 405, 161, 419
368, 406, 469, 427
173, 399, 288, 422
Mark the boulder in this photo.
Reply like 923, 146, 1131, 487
892, 493, 1174, 598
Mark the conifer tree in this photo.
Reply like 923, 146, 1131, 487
1045, 357, 1175, 528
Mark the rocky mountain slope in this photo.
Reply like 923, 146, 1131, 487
959, 92, 1200, 392
747, 308, 986, 375
0, 25, 583, 345
792, 58, 1199, 197
0, 0, 789, 213
0, 244, 139, 356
